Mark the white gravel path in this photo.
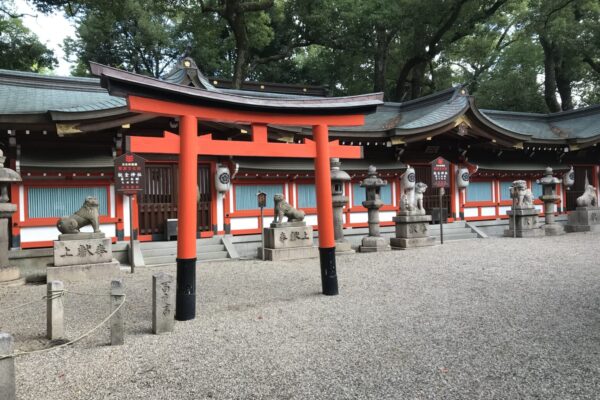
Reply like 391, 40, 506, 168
1, 233, 600, 399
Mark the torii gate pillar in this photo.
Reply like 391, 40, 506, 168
313, 124, 338, 295
175, 115, 198, 320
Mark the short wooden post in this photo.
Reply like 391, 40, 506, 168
46, 280, 65, 340
110, 279, 125, 346
0, 332, 16, 400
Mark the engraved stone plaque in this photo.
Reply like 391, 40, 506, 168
53, 238, 113, 267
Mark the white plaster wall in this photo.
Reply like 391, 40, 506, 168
231, 217, 258, 231
464, 207, 479, 218
216, 192, 224, 231
123, 194, 131, 236
380, 211, 396, 222
350, 212, 369, 223
535, 205, 543, 213
21, 223, 116, 243
480, 207, 496, 217
304, 214, 318, 226
19, 185, 25, 221
499, 206, 511, 215
109, 185, 116, 218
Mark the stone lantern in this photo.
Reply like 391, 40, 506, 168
358, 165, 390, 252
330, 158, 352, 253
0, 149, 24, 286
537, 167, 564, 236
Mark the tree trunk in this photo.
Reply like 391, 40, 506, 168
229, 11, 249, 89
539, 35, 561, 113
393, 56, 426, 101
410, 62, 426, 99
556, 60, 573, 111
373, 28, 390, 94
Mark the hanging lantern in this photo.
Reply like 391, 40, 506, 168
215, 163, 231, 193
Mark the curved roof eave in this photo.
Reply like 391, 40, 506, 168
49, 106, 130, 121
466, 97, 532, 142
90, 62, 383, 115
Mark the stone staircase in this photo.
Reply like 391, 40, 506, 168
427, 221, 481, 241
140, 236, 232, 266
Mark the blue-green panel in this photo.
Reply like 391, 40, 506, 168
353, 183, 392, 206
531, 181, 543, 198
500, 181, 513, 201
297, 184, 317, 208
28, 186, 108, 218
466, 181, 493, 202
235, 184, 283, 211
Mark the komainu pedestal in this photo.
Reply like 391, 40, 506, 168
565, 207, 600, 232
565, 179, 600, 232
47, 197, 120, 282
48, 234, 120, 282
504, 180, 544, 238
390, 212, 435, 249
504, 208, 545, 237
390, 167, 435, 249
262, 222, 318, 261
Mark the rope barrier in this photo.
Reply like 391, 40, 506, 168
0, 290, 67, 313
0, 293, 126, 360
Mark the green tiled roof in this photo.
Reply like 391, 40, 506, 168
0, 69, 125, 115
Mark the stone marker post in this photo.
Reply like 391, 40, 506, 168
46, 280, 65, 340
152, 272, 175, 334
110, 279, 125, 345
0, 332, 16, 400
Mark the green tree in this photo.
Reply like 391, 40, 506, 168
0, 1, 57, 72
62, 0, 183, 77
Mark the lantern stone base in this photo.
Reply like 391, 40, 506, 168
261, 223, 318, 261
504, 208, 544, 237
47, 260, 120, 283
390, 213, 435, 250
335, 241, 354, 254
565, 207, 600, 233
542, 223, 565, 236
358, 236, 390, 252
0, 266, 25, 287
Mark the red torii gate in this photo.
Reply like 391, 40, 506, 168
92, 63, 383, 321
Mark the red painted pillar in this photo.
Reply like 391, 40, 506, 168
313, 124, 338, 295
176, 114, 198, 320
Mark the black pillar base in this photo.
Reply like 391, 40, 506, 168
319, 247, 338, 296
175, 258, 196, 321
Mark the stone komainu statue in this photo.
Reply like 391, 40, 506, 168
57, 196, 101, 234
273, 193, 305, 224
576, 184, 598, 207
510, 180, 533, 208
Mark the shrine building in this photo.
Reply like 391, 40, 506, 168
1, 57, 599, 256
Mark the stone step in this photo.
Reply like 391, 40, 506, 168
429, 232, 478, 241
139, 237, 222, 249
144, 251, 229, 266
142, 244, 226, 257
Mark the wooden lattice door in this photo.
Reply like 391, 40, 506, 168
138, 164, 178, 236
414, 165, 451, 223
139, 164, 212, 238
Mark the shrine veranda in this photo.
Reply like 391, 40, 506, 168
1, 233, 599, 399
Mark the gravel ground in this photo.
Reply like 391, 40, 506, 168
1, 233, 600, 400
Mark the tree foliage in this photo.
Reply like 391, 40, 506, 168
0, 1, 57, 72
27, 0, 600, 112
